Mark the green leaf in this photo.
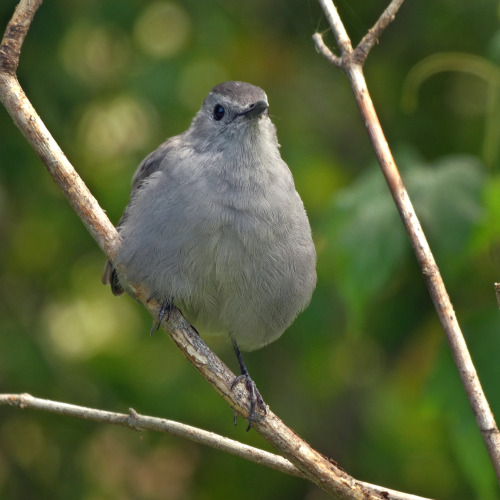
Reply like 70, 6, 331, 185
322, 150, 484, 321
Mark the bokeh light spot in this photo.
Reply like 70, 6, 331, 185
60, 21, 129, 85
77, 94, 157, 161
177, 59, 228, 111
134, 2, 191, 59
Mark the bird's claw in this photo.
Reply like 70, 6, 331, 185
231, 372, 266, 431
150, 298, 174, 336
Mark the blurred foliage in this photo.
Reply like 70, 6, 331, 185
1, 0, 500, 499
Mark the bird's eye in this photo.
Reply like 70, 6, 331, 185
213, 104, 225, 121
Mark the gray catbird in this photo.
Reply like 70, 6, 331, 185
103, 81, 317, 428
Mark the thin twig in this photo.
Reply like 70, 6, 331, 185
317, 0, 352, 58
315, 0, 500, 484
0, 394, 432, 500
0, 394, 304, 478
355, 0, 405, 64
313, 33, 342, 68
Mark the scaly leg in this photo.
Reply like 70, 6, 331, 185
231, 338, 266, 431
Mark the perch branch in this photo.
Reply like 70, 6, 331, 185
0, 0, 119, 260
0, 1, 429, 499
315, 0, 500, 484
0, 394, 431, 500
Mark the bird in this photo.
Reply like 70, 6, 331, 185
102, 81, 317, 429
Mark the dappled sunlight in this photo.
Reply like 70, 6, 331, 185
2, 0, 500, 498
134, 2, 191, 59
77, 94, 158, 160
60, 21, 130, 86
42, 258, 142, 361
83, 427, 199, 500
44, 297, 120, 360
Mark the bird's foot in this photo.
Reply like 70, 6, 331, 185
150, 298, 174, 336
231, 371, 267, 431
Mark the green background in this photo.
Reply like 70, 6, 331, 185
1, 0, 500, 498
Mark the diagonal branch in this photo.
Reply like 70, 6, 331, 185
0, 0, 119, 260
355, 0, 406, 64
0, 1, 427, 499
314, 0, 500, 485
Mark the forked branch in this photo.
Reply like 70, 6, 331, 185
0, 0, 454, 498
314, 0, 500, 484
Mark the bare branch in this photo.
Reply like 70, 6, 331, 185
0, 0, 40, 74
314, 0, 405, 68
355, 0, 406, 64
317, 0, 352, 58
138, 306, 386, 499
315, 0, 500, 484
0, 0, 119, 260
0, 0, 476, 497
0, 1, 423, 499
0, 394, 433, 500
0, 394, 303, 479
313, 33, 342, 68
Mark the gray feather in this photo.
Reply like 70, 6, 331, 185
104, 81, 317, 351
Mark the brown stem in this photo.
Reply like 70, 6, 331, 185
354, 0, 406, 64
0, 1, 415, 498
315, 0, 500, 484
0, 0, 119, 259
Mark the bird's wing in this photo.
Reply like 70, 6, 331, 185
102, 138, 176, 294
129, 139, 173, 196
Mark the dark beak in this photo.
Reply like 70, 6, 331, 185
239, 100, 269, 118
